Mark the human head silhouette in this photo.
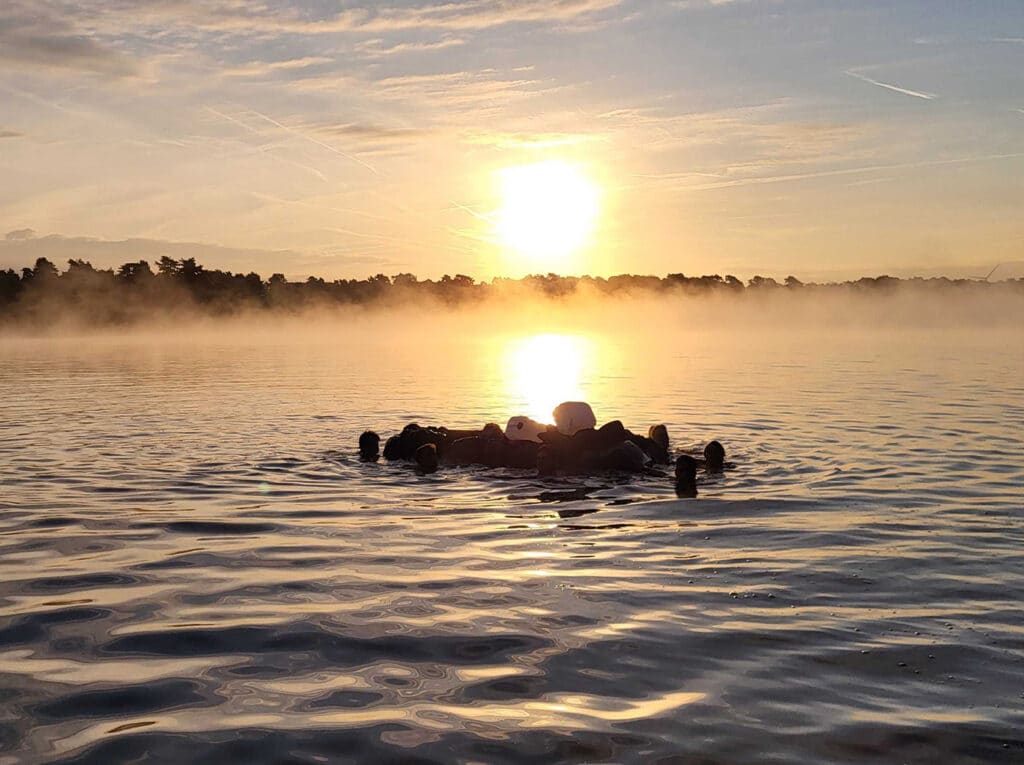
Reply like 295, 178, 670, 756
359, 431, 380, 461
704, 440, 725, 473
415, 443, 439, 474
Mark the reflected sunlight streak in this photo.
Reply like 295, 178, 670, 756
504, 334, 593, 424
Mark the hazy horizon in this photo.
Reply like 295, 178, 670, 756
3, 232, 1024, 285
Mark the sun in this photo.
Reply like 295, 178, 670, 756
494, 160, 599, 265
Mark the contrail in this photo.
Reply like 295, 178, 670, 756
846, 70, 936, 100
206, 105, 489, 251
245, 108, 380, 174
205, 107, 328, 181
677, 152, 1024, 191
448, 200, 496, 224
206, 106, 262, 134
0, 81, 101, 120
236, 108, 483, 233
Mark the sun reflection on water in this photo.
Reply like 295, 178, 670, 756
503, 333, 595, 424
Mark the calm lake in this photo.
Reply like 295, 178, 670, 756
2, 299, 1023, 764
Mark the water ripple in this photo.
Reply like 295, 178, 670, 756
1, 329, 1022, 763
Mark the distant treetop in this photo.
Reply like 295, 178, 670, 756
1, 256, 1020, 327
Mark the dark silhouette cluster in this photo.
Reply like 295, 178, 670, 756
362, 420, 672, 474
361, 420, 729, 498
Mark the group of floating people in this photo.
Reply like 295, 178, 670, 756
358, 402, 729, 497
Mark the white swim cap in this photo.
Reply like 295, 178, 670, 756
552, 401, 596, 436
505, 416, 545, 443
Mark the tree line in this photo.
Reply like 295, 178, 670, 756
1, 255, 1020, 327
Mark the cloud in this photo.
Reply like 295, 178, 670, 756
370, 69, 554, 111
356, 0, 624, 31
5, 228, 37, 241
661, 151, 1024, 192
70, 0, 626, 36
670, 0, 761, 7
463, 130, 602, 149
845, 70, 937, 100
0, 1, 140, 77
221, 57, 335, 78
599, 103, 889, 196
603, 103, 871, 165
0, 129, 24, 139
355, 37, 467, 57
313, 123, 434, 147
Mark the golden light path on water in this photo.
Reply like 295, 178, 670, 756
501, 333, 596, 424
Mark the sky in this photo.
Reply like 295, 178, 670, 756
1, 0, 1022, 281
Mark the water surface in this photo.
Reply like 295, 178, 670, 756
1, 314, 1022, 763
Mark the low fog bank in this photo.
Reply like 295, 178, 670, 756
2, 255, 1023, 337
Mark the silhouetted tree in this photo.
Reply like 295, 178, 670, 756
0, 254, 1018, 328
119, 260, 154, 284
748, 275, 780, 289
0, 268, 21, 307
156, 256, 179, 277
26, 257, 59, 283
178, 257, 203, 283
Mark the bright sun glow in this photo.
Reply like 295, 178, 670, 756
505, 333, 593, 424
495, 160, 599, 264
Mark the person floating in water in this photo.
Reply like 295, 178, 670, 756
414, 443, 439, 474
358, 402, 729, 489
675, 441, 735, 496
359, 431, 380, 462
695, 440, 734, 473
674, 455, 699, 498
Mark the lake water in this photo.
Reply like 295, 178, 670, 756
2, 301, 1023, 764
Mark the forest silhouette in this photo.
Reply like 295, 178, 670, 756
2, 255, 1021, 327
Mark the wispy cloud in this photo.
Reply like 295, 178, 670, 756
601, 103, 872, 169
0, 1, 140, 77
463, 130, 602, 149
221, 57, 335, 78
670, 0, 760, 8
73, 0, 626, 35
313, 123, 435, 151
670, 152, 1024, 191
370, 69, 553, 110
355, 37, 467, 57
845, 70, 936, 100
0, 129, 23, 139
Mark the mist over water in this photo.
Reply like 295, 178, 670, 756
2, 296, 1023, 763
